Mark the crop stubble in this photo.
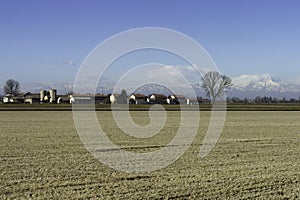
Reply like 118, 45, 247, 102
0, 111, 300, 199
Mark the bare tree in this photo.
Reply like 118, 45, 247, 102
201, 71, 232, 104
3, 79, 21, 95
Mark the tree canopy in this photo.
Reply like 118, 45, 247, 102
201, 71, 232, 104
3, 79, 21, 95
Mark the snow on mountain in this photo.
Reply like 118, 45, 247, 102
233, 74, 285, 91
230, 73, 300, 98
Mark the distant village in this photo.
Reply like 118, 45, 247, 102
1, 89, 210, 105
2, 89, 300, 105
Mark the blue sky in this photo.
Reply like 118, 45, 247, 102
1, 0, 300, 86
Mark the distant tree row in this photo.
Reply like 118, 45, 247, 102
227, 96, 300, 104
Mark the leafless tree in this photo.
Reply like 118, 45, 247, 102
201, 71, 232, 104
3, 79, 21, 95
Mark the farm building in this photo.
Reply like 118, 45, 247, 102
167, 95, 189, 104
69, 94, 117, 104
57, 95, 71, 104
69, 94, 93, 104
129, 94, 148, 104
108, 94, 119, 104
2, 94, 24, 104
40, 89, 57, 103
149, 94, 168, 104
2, 89, 58, 104
94, 94, 108, 104
95, 94, 118, 104
23, 93, 41, 104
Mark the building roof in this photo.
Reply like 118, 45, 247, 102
23, 93, 40, 99
131, 94, 146, 99
150, 94, 167, 99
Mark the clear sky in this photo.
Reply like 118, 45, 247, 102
1, 0, 300, 85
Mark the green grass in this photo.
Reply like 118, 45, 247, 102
1, 103, 300, 111
226, 103, 300, 111
1, 111, 300, 199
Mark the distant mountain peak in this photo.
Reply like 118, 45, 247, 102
230, 73, 300, 98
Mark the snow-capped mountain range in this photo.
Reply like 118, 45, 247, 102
232, 74, 292, 92
6, 73, 300, 99
230, 74, 300, 98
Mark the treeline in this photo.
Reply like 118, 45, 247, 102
227, 96, 300, 104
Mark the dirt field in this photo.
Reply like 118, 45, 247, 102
1, 111, 300, 199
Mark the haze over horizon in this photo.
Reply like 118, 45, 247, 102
1, 0, 300, 93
